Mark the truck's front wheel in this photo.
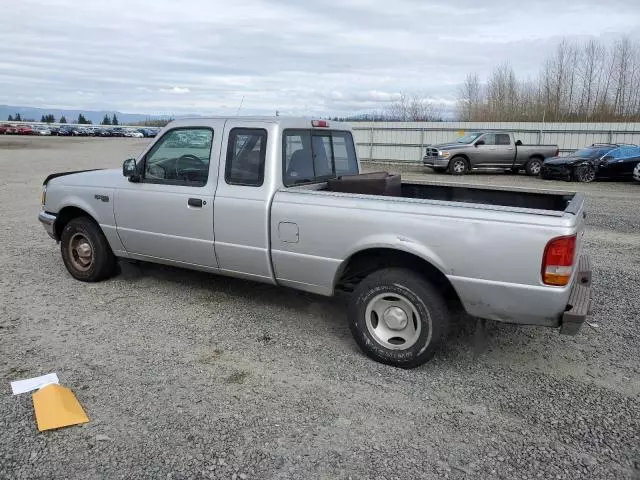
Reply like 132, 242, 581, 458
60, 216, 116, 282
448, 157, 468, 175
348, 268, 449, 368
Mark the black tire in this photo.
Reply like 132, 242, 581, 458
60, 216, 116, 282
448, 156, 469, 175
348, 268, 449, 368
525, 157, 543, 176
573, 164, 596, 183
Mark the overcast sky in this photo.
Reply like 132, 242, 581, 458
1, 0, 639, 116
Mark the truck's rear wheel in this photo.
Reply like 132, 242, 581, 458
348, 268, 449, 368
448, 157, 468, 175
525, 157, 543, 176
60, 216, 116, 282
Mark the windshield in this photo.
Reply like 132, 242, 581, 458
572, 147, 613, 158
455, 133, 483, 144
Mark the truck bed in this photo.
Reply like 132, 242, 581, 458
324, 173, 578, 214
399, 182, 572, 211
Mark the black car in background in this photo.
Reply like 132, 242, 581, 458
541, 144, 640, 182
57, 126, 75, 136
138, 128, 159, 138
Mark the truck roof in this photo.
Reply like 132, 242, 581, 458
166, 116, 352, 130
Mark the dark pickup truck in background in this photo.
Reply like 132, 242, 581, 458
423, 131, 559, 176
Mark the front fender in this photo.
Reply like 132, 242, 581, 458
47, 186, 124, 253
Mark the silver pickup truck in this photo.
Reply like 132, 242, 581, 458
38, 117, 592, 368
423, 131, 559, 176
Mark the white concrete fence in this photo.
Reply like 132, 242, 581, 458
349, 121, 640, 163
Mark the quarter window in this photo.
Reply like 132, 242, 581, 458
225, 128, 267, 186
143, 128, 213, 187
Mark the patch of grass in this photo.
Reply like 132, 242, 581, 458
225, 370, 250, 384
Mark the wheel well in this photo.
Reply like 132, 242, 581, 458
335, 248, 463, 311
528, 155, 544, 162
450, 154, 469, 164
54, 206, 94, 239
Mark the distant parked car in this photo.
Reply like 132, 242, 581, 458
0, 124, 11, 134
138, 128, 159, 138
541, 144, 640, 182
33, 125, 52, 135
633, 162, 640, 183
124, 129, 143, 138
16, 125, 35, 135
57, 126, 74, 136
49, 125, 60, 136
110, 127, 125, 137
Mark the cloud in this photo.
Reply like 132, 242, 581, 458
0, 0, 638, 116
159, 87, 191, 94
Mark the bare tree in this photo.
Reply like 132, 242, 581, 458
457, 73, 482, 121
456, 35, 640, 122
385, 93, 442, 121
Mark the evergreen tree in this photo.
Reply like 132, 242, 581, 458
59, 116, 67, 123
111, 114, 119, 125
8, 115, 13, 121
41, 115, 46, 122
14, 113, 22, 121
101, 114, 111, 125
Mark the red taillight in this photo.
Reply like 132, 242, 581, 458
542, 235, 576, 286
311, 120, 329, 128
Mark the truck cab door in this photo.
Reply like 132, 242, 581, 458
114, 121, 224, 268
474, 133, 514, 168
212, 121, 275, 282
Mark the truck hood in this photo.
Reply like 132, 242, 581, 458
427, 143, 472, 151
45, 168, 124, 187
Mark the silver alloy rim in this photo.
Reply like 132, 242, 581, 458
68, 233, 93, 271
453, 160, 466, 173
530, 161, 541, 175
364, 293, 424, 350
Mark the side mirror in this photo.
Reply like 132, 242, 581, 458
122, 158, 138, 180
475, 140, 485, 147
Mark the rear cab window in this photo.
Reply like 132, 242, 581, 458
283, 130, 358, 186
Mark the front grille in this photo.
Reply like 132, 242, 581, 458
424, 148, 439, 158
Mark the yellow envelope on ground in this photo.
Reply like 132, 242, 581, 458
32, 384, 89, 431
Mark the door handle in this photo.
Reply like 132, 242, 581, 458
188, 198, 203, 207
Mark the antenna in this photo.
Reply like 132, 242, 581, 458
236, 96, 244, 116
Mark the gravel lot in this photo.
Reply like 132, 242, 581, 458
1, 136, 639, 480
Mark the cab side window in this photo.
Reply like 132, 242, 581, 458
143, 128, 213, 187
496, 134, 511, 145
481, 134, 497, 146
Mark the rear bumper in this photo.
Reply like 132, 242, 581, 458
38, 211, 57, 239
560, 255, 593, 335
